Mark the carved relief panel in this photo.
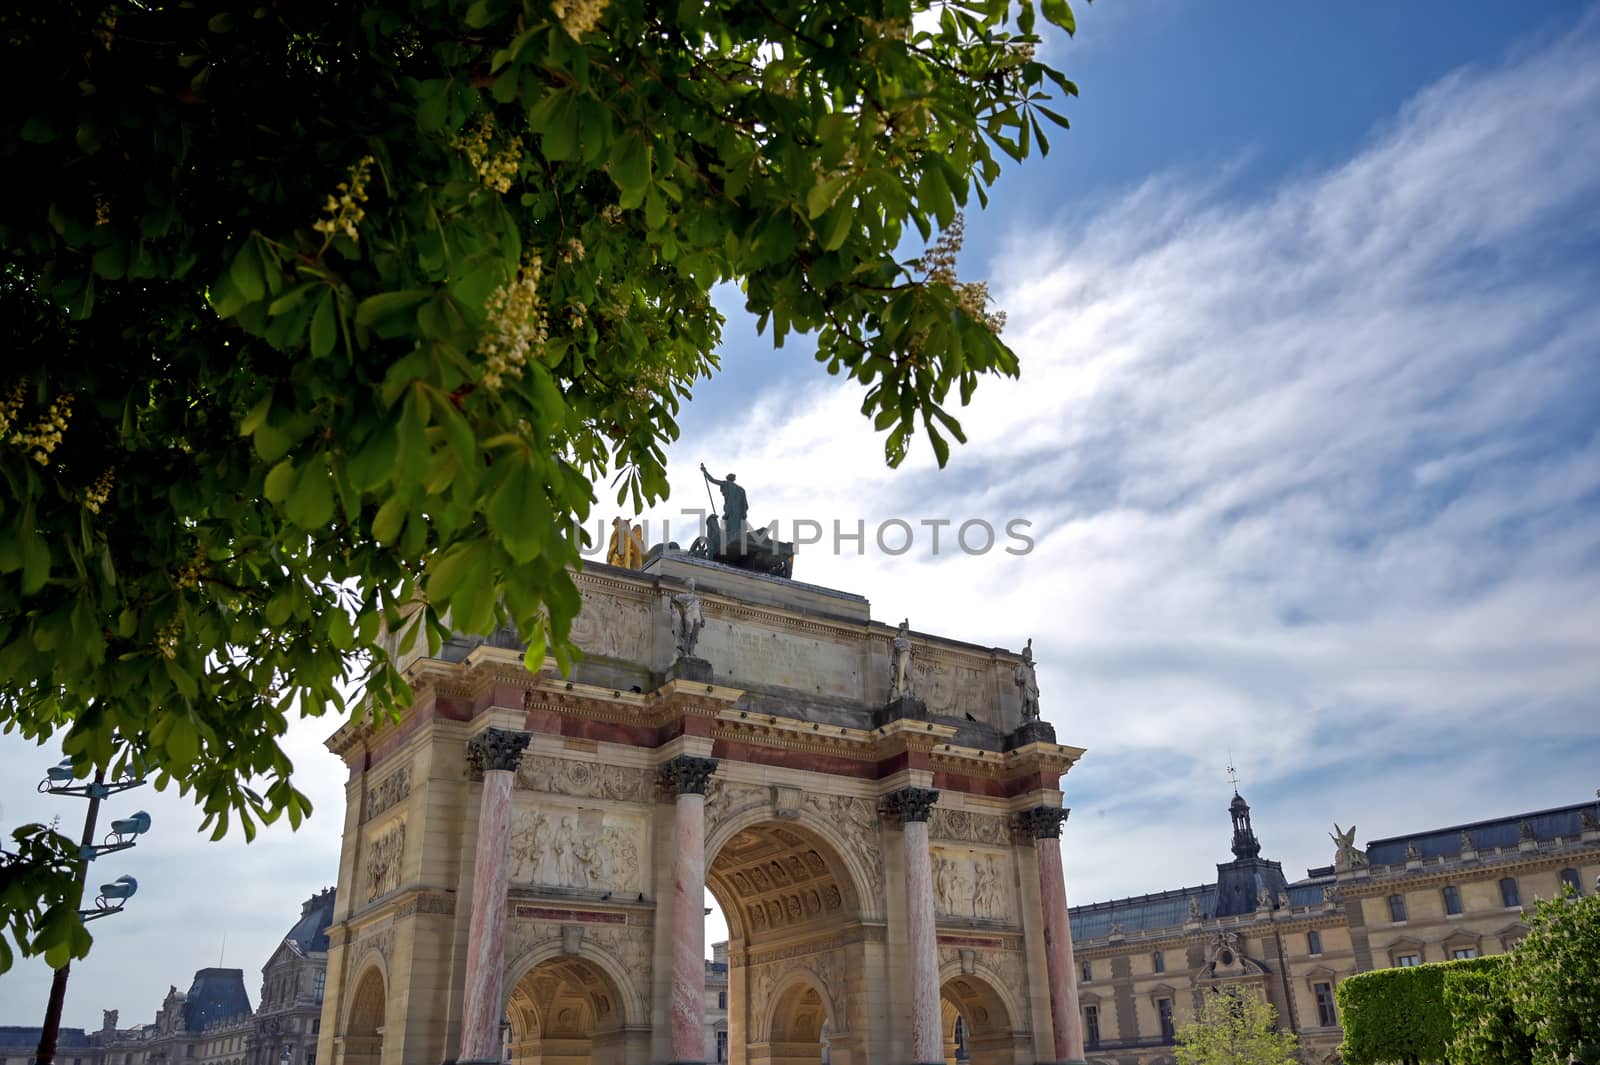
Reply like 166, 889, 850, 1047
932, 846, 1014, 922
509, 805, 646, 896
365, 820, 406, 903
568, 587, 654, 663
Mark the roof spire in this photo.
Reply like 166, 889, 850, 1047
1228, 772, 1261, 860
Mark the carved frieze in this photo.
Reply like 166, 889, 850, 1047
509, 809, 645, 895
363, 765, 411, 823
365, 821, 406, 902
516, 756, 653, 803
930, 807, 1012, 844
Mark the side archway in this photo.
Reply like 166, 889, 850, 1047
749, 968, 835, 1065
504, 953, 632, 1065
338, 965, 386, 1065
940, 970, 1023, 1065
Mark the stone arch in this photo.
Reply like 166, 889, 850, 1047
505, 940, 646, 1034
766, 968, 836, 1044
706, 801, 880, 922
940, 969, 1022, 1065
340, 964, 387, 1065
504, 953, 631, 1065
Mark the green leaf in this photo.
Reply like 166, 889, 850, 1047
165, 713, 199, 765
164, 658, 199, 701
327, 608, 354, 651
807, 176, 847, 220
226, 240, 265, 302
1041, 0, 1076, 34
355, 290, 432, 330
263, 458, 297, 502
610, 133, 652, 208
309, 291, 337, 357
372, 497, 407, 545
21, 534, 50, 595
285, 460, 334, 528
487, 452, 546, 561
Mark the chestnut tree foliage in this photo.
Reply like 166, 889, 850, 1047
0, 0, 1077, 969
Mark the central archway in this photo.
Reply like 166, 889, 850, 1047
505, 956, 628, 1065
706, 818, 866, 1065
339, 966, 386, 1065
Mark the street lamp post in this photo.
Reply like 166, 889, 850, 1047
34, 758, 150, 1065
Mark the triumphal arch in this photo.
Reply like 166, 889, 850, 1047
317, 546, 1091, 1065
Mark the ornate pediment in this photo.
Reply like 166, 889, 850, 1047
1197, 928, 1269, 982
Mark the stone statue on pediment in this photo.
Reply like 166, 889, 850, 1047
672, 579, 704, 659
1014, 638, 1040, 720
890, 619, 914, 700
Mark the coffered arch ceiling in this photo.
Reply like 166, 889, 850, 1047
707, 821, 860, 944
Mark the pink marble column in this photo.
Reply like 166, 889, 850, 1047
458, 727, 531, 1064
1024, 806, 1086, 1065
661, 755, 718, 1063
885, 786, 943, 1064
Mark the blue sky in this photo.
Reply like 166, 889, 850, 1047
4, 0, 1599, 1030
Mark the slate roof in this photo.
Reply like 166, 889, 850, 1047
0, 1027, 92, 1048
1365, 801, 1598, 865
1069, 884, 1216, 940
182, 968, 252, 1030
284, 888, 336, 954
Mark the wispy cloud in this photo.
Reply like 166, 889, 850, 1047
652, 11, 1600, 897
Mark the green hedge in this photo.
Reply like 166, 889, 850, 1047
1442, 954, 1532, 1065
1337, 962, 1452, 1064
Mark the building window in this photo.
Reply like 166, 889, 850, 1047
1313, 981, 1338, 1027
313, 971, 325, 1003
1158, 997, 1176, 1042
1084, 1004, 1101, 1049
1452, 946, 1478, 959
717, 990, 727, 1009
715, 1030, 728, 1062
1081, 960, 1091, 983
1307, 930, 1323, 955
1152, 950, 1165, 974
1560, 868, 1583, 896
1500, 877, 1521, 908
1397, 952, 1421, 967
1442, 885, 1463, 915
1388, 894, 1407, 922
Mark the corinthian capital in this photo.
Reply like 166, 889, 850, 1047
881, 786, 940, 824
1017, 805, 1070, 840
659, 755, 718, 796
466, 727, 532, 774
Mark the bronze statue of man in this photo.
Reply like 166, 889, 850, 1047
701, 464, 748, 548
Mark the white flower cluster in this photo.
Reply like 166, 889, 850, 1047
479, 255, 549, 391
453, 114, 524, 194
8, 392, 75, 466
917, 214, 1006, 334
84, 467, 115, 514
552, 0, 610, 39
313, 155, 375, 243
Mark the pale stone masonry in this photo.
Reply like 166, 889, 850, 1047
1065, 791, 1600, 1065
317, 549, 1090, 1065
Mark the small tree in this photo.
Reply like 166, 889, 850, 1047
1175, 989, 1301, 1065
1510, 889, 1600, 1065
